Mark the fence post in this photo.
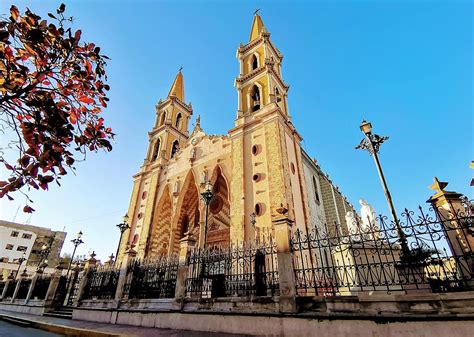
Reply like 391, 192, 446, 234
1, 276, 12, 300
273, 210, 297, 313
173, 234, 196, 309
10, 275, 23, 303
113, 247, 136, 306
44, 266, 63, 308
427, 178, 474, 280
73, 252, 97, 307
25, 272, 39, 303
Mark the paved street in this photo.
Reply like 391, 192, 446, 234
0, 310, 251, 337
0, 320, 64, 337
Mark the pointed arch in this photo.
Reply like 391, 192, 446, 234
175, 112, 182, 129
172, 170, 200, 252
207, 165, 231, 248
146, 185, 172, 258
251, 54, 258, 70
159, 111, 166, 126
171, 140, 180, 158
250, 84, 261, 112
151, 138, 161, 161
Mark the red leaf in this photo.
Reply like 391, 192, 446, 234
79, 96, 94, 104
23, 205, 35, 213
10, 5, 19, 21
74, 29, 81, 42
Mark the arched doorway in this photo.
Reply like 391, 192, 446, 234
146, 185, 172, 258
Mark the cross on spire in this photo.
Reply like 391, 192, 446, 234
254, 8, 260, 16
178, 66, 183, 73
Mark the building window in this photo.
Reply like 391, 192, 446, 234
5, 244, 14, 250
171, 140, 180, 158
251, 144, 260, 155
10, 231, 19, 237
22, 233, 32, 239
152, 139, 161, 161
175, 113, 182, 129
312, 176, 320, 204
250, 85, 261, 112
17, 246, 27, 252
251, 54, 258, 70
254, 203, 264, 216
290, 162, 296, 174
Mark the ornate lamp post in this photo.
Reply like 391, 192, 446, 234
356, 120, 408, 253
115, 214, 130, 261
200, 180, 214, 249
67, 231, 84, 277
15, 252, 26, 278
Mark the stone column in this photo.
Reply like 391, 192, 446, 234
73, 253, 97, 307
427, 177, 474, 280
173, 233, 196, 310
113, 247, 137, 306
44, 266, 63, 309
273, 210, 297, 313
63, 265, 80, 307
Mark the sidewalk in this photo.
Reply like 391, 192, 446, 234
0, 310, 250, 337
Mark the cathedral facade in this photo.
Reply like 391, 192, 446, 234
117, 14, 355, 261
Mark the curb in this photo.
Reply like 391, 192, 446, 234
0, 313, 130, 337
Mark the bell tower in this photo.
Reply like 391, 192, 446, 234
145, 70, 193, 165
229, 13, 309, 244
234, 13, 290, 125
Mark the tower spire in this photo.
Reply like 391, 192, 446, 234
167, 70, 185, 101
249, 11, 265, 42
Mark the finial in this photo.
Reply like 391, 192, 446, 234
178, 66, 183, 73
196, 115, 201, 127
254, 8, 260, 16
430, 177, 448, 194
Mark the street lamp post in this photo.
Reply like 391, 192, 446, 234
200, 180, 214, 249
67, 231, 84, 278
356, 120, 408, 253
15, 252, 26, 278
115, 214, 130, 262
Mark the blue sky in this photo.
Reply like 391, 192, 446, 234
1, 0, 472, 262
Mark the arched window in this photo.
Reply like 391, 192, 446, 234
312, 176, 320, 204
151, 139, 160, 161
275, 87, 282, 103
171, 140, 180, 158
251, 54, 258, 70
160, 112, 166, 126
175, 113, 182, 129
250, 85, 261, 112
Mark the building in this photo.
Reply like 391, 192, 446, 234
0, 220, 66, 279
117, 14, 355, 261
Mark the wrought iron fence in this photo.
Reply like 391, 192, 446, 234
66, 270, 83, 305
3, 280, 17, 299
291, 200, 474, 296
0, 281, 5, 296
123, 255, 179, 299
16, 279, 32, 299
31, 275, 51, 300
186, 239, 279, 298
82, 265, 119, 300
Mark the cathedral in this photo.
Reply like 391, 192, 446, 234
117, 14, 355, 261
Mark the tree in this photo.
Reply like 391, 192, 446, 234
0, 4, 114, 212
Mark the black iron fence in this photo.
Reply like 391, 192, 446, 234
123, 255, 179, 299
31, 275, 51, 300
16, 279, 31, 299
82, 265, 119, 300
291, 201, 474, 296
0, 281, 6, 296
3, 280, 17, 299
186, 239, 279, 298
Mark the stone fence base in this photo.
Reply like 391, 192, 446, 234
0, 300, 45, 316
72, 308, 474, 337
